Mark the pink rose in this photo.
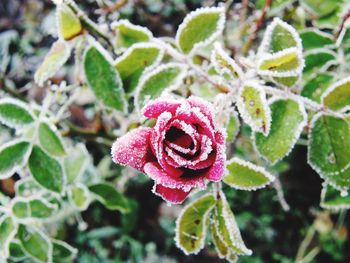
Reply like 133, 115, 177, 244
111, 96, 226, 204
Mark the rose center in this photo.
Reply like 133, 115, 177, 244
165, 126, 194, 149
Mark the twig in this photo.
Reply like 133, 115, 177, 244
242, 0, 273, 54
102, 0, 128, 14
335, 7, 350, 38
273, 177, 290, 211
240, 0, 249, 25
295, 225, 316, 262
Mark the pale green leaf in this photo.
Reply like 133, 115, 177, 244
176, 7, 225, 54
321, 184, 350, 210
28, 146, 64, 193
258, 47, 303, 77
301, 73, 334, 102
224, 157, 275, 190
211, 43, 243, 79
322, 77, 350, 112
308, 113, 350, 178
89, 183, 129, 213
0, 140, 30, 180
237, 83, 271, 135
112, 19, 152, 51
38, 122, 65, 157
0, 98, 35, 129
301, 0, 340, 17
300, 29, 334, 50
214, 191, 251, 255
226, 110, 240, 142
68, 184, 91, 211
210, 222, 229, 259
0, 215, 17, 259
115, 43, 163, 93
84, 45, 127, 112
56, 3, 82, 40
271, 76, 299, 88
258, 18, 302, 54
135, 63, 185, 111
175, 194, 216, 255
12, 197, 57, 220
15, 177, 42, 197
18, 225, 52, 262
64, 144, 89, 184
254, 98, 307, 164
34, 40, 71, 86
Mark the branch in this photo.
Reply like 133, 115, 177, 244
335, 7, 350, 38
242, 0, 273, 54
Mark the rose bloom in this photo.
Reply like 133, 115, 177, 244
111, 96, 226, 204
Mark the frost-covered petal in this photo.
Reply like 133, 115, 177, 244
111, 127, 153, 172
143, 99, 181, 118
153, 184, 191, 204
187, 96, 215, 129
144, 162, 207, 191
206, 130, 226, 181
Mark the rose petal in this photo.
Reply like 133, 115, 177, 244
187, 96, 215, 128
206, 130, 226, 181
153, 184, 191, 204
144, 162, 206, 191
111, 127, 153, 172
143, 99, 181, 118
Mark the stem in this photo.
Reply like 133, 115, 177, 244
102, 0, 128, 13
242, 0, 273, 54
295, 225, 316, 262
335, 7, 350, 38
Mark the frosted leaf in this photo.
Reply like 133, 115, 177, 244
175, 193, 216, 255
320, 183, 350, 210
211, 43, 243, 79
0, 98, 35, 129
224, 157, 275, 190
236, 82, 271, 135
321, 76, 350, 112
176, 6, 225, 55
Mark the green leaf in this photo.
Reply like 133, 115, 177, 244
9, 241, 28, 261
112, 19, 152, 51
258, 18, 302, 54
211, 43, 243, 79
0, 140, 30, 180
18, 225, 52, 262
38, 122, 65, 157
115, 43, 163, 93
301, 73, 334, 102
254, 98, 307, 164
210, 222, 229, 259
271, 76, 300, 88
12, 197, 57, 220
0, 215, 17, 258
300, 29, 334, 50
28, 146, 64, 193
52, 239, 77, 263
257, 47, 303, 77
34, 40, 71, 86
303, 49, 337, 80
56, 3, 82, 40
89, 183, 129, 213
176, 7, 225, 54
68, 184, 91, 211
224, 157, 275, 190
64, 144, 89, 184
0, 98, 35, 128
175, 194, 216, 255
226, 110, 240, 142
189, 83, 221, 101
214, 191, 251, 255
15, 177, 42, 197
321, 184, 350, 210
322, 77, 350, 112
308, 113, 350, 178
135, 63, 185, 111
84, 45, 127, 112
237, 83, 271, 135
301, 0, 340, 17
